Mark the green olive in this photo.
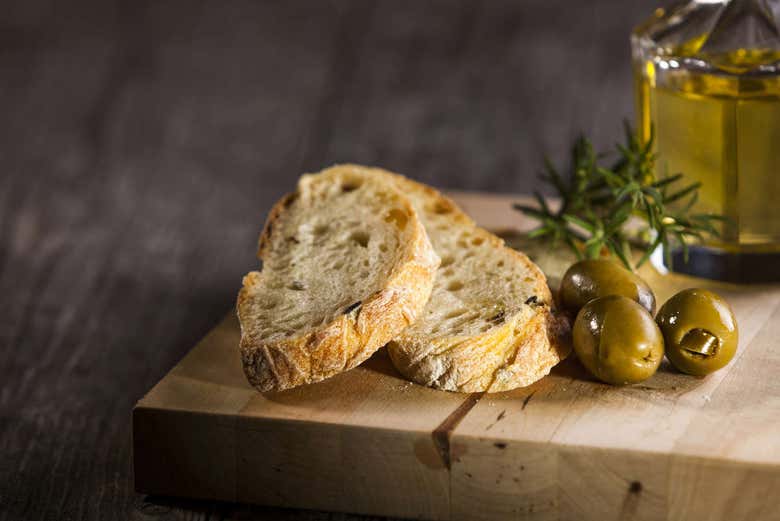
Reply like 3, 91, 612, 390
656, 288, 738, 376
560, 259, 656, 316
573, 295, 664, 385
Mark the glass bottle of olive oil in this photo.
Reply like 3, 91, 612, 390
632, 0, 780, 282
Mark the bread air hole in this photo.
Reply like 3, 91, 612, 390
384, 208, 409, 230
471, 236, 484, 246
433, 201, 452, 215
350, 231, 370, 248
379, 243, 388, 252
341, 180, 362, 192
287, 281, 305, 291
442, 268, 455, 277
332, 261, 344, 270
446, 280, 464, 291
444, 308, 467, 319
314, 224, 329, 236
440, 255, 454, 268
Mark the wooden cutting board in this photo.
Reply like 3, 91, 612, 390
133, 192, 780, 521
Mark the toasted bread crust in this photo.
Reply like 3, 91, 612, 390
388, 306, 570, 392
256, 192, 297, 259
237, 165, 439, 393
381, 174, 571, 393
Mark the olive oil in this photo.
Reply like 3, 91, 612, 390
635, 50, 780, 252
632, 0, 780, 281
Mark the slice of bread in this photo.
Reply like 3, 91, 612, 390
380, 172, 570, 392
237, 165, 440, 392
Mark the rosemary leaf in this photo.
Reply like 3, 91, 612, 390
514, 123, 725, 270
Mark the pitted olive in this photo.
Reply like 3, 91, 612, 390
656, 288, 738, 376
560, 259, 655, 315
573, 295, 664, 385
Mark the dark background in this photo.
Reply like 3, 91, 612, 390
1, 1, 658, 519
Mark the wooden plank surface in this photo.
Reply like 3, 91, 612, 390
135, 313, 459, 520
134, 192, 780, 521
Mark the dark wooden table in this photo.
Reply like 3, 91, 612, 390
1, 1, 657, 519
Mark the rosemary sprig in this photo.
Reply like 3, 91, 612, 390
514, 122, 727, 270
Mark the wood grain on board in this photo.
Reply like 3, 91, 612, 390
135, 192, 780, 521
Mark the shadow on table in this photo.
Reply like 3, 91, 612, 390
138, 494, 395, 520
